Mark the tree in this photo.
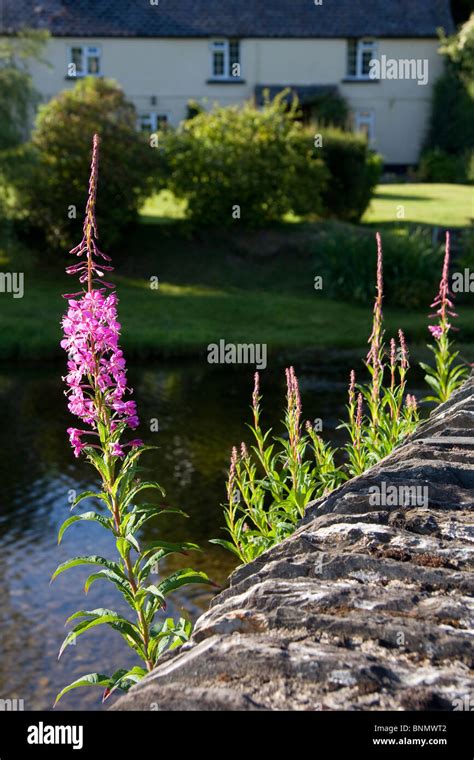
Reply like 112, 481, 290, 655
0, 29, 49, 151
18, 77, 157, 248
423, 14, 474, 176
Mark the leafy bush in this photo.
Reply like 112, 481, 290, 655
312, 226, 443, 308
317, 128, 383, 222
424, 68, 474, 157
425, 17, 474, 163
307, 90, 348, 128
439, 13, 474, 86
15, 77, 156, 248
418, 148, 472, 183
160, 95, 328, 228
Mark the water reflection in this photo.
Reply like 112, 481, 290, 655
0, 356, 425, 710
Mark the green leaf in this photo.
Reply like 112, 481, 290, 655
70, 490, 110, 510
83, 447, 110, 480
123, 481, 165, 508
149, 617, 193, 660
84, 570, 134, 604
66, 607, 120, 623
116, 536, 133, 560
58, 611, 142, 659
137, 541, 199, 581
54, 673, 113, 707
145, 584, 166, 602
157, 568, 212, 598
123, 506, 187, 537
51, 555, 128, 582
103, 666, 147, 701
121, 445, 158, 470
58, 512, 112, 544
209, 538, 242, 558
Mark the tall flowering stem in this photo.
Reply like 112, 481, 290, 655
421, 232, 469, 403
53, 135, 211, 706
213, 368, 344, 563
366, 232, 385, 430
341, 235, 419, 470
285, 366, 303, 488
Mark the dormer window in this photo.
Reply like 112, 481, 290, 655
210, 39, 241, 80
347, 39, 377, 80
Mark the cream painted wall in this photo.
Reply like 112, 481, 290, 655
25, 36, 444, 164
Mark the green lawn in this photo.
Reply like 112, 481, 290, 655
1, 183, 472, 361
363, 183, 474, 228
143, 184, 474, 229
3, 268, 472, 361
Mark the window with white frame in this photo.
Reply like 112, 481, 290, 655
354, 109, 375, 142
68, 44, 101, 77
210, 39, 241, 80
347, 39, 377, 79
138, 112, 169, 133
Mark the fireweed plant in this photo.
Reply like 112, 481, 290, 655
341, 233, 420, 474
53, 135, 211, 705
420, 232, 469, 404
215, 233, 430, 563
211, 369, 345, 563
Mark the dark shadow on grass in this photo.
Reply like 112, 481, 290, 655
373, 192, 435, 202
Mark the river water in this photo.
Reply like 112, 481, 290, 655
0, 354, 425, 710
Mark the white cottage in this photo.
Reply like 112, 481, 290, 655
0, 0, 455, 165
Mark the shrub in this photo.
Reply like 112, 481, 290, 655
316, 127, 383, 222
306, 90, 349, 128
418, 148, 471, 183
424, 68, 474, 157
160, 94, 328, 228
16, 77, 156, 248
312, 225, 443, 308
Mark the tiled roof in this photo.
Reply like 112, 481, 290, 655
0, 0, 455, 38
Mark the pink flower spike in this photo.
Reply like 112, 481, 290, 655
61, 135, 139, 459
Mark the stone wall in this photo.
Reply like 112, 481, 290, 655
114, 376, 474, 711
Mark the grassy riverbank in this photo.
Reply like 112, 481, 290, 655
1, 184, 472, 361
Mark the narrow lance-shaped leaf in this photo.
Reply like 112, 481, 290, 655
51, 555, 128, 583
54, 673, 113, 707
58, 512, 112, 544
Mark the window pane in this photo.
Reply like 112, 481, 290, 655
71, 47, 83, 71
229, 40, 240, 65
87, 55, 100, 74
347, 40, 357, 76
156, 115, 168, 129
361, 49, 373, 75
213, 51, 225, 76
139, 114, 153, 132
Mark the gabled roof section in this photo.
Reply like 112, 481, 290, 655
0, 0, 454, 38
